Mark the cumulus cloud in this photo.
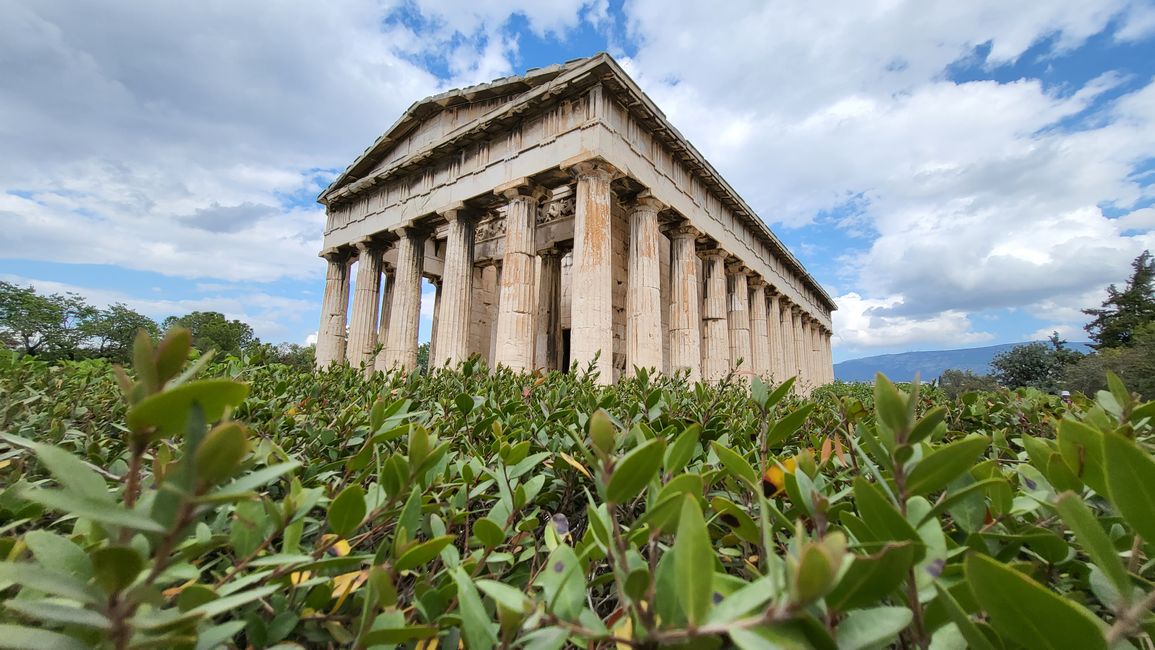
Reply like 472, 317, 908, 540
618, 0, 1155, 351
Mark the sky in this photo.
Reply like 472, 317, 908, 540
2, 0, 1154, 363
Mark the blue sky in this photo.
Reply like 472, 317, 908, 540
3, 0, 1154, 362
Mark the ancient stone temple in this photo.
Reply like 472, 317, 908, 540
314, 53, 836, 389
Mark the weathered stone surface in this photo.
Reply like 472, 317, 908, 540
494, 183, 546, 371
727, 265, 752, 378
667, 225, 701, 381
347, 241, 384, 371
434, 207, 474, 367
749, 279, 771, 379
536, 248, 564, 370
315, 249, 351, 368
382, 228, 425, 371
569, 160, 618, 384
701, 250, 730, 382
374, 270, 395, 372
626, 194, 664, 375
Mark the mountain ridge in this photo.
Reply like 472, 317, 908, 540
834, 341, 1094, 382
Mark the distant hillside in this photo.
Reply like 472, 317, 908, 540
834, 341, 1094, 383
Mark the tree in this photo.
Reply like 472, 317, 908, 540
937, 369, 999, 399
417, 342, 430, 374
163, 311, 256, 356
990, 333, 1083, 392
0, 281, 96, 359
248, 342, 315, 371
1083, 250, 1155, 349
1065, 322, 1155, 399
81, 303, 159, 363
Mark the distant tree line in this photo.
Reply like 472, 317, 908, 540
0, 282, 313, 369
938, 251, 1155, 399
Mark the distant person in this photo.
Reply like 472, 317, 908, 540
1060, 390, 1072, 405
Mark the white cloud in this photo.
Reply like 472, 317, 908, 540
833, 292, 994, 355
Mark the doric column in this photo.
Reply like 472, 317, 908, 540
494, 180, 545, 372
748, 279, 771, 379
701, 249, 731, 382
811, 321, 823, 386
727, 264, 752, 377
792, 308, 807, 389
434, 206, 475, 368
346, 240, 384, 370
780, 299, 797, 382
536, 247, 565, 371
382, 226, 426, 371
768, 292, 785, 382
627, 192, 665, 375
667, 224, 702, 381
374, 269, 396, 372
568, 160, 618, 384
428, 278, 443, 366
826, 329, 835, 383
315, 249, 351, 368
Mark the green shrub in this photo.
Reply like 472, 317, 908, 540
1, 332, 1154, 648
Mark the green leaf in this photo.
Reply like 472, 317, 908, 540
2, 599, 110, 630
453, 567, 497, 650
931, 583, 996, 650
664, 424, 701, 474
1053, 491, 1131, 603
1102, 430, 1155, 547
477, 579, 533, 614
20, 489, 165, 533
0, 562, 102, 604
1, 434, 110, 502
327, 485, 366, 538
1057, 419, 1108, 496
156, 328, 192, 385
905, 434, 990, 496
394, 535, 455, 571
605, 438, 666, 504
472, 518, 505, 550
126, 379, 250, 437
360, 625, 438, 645
908, 406, 947, 445
825, 542, 915, 612
874, 374, 909, 442
835, 606, 913, 650
765, 376, 796, 410
92, 545, 143, 593
536, 545, 584, 620
589, 409, 617, 455
23, 530, 92, 580
194, 423, 250, 485
766, 403, 816, 449
204, 461, 300, 501
454, 393, 475, 417
710, 440, 758, 486
965, 553, 1106, 650
706, 575, 776, 625
790, 534, 846, 606
851, 478, 924, 562
674, 495, 713, 625
751, 376, 769, 408
184, 585, 279, 620
0, 624, 89, 650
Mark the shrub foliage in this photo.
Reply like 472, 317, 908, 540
1, 330, 1154, 649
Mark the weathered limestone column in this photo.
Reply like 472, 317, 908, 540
428, 278, 443, 366
726, 264, 752, 377
536, 247, 565, 371
626, 193, 665, 375
826, 330, 835, 383
701, 249, 731, 382
748, 279, 771, 379
780, 299, 797, 382
494, 181, 545, 372
373, 269, 396, 372
792, 309, 808, 389
346, 240, 384, 370
812, 322, 823, 386
568, 160, 618, 384
382, 227, 426, 371
768, 292, 785, 382
434, 206, 475, 368
667, 224, 702, 381
315, 249, 351, 367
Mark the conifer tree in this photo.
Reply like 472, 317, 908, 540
1083, 250, 1155, 349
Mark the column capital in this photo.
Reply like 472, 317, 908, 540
537, 245, 568, 258
437, 201, 477, 222
319, 247, 350, 263
748, 276, 768, 289
560, 155, 621, 182
697, 247, 728, 261
354, 238, 387, 254
725, 261, 751, 276
631, 190, 666, 213
494, 178, 548, 202
663, 222, 700, 240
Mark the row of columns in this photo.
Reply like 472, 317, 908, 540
315, 160, 834, 390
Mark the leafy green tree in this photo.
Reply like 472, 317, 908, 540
0, 281, 96, 359
417, 341, 430, 373
248, 342, 315, 370
1083, 250, 1155, 349
81, 303, 159, 363
991, 333, 1083, 392
937, 368, 999, 399
162, 311, 256, 356
1065, 322, 1155, 399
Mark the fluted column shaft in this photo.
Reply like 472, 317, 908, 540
383, 227, 425, 371
627, 194, 665, 375
792, 310, 807, 389
749, 280, 771, 379
374, 270, 395, 372
811, 323, 823, 386
727, 267, 752, 377
435, 209, 475, 367
826, 331, 835, 383
668, 226, 702, 381
429, 279, 443, 365
780, 301, 797, 382
768, 293, 785, 382
536, 248, 564, 371
702, 251, 731, 382
494, 183, 544, 371
315, 250, 351, 367
347, 241, 384, 370
569, 162, 617, 384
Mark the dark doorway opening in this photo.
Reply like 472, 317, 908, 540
561, 329, 571, 373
